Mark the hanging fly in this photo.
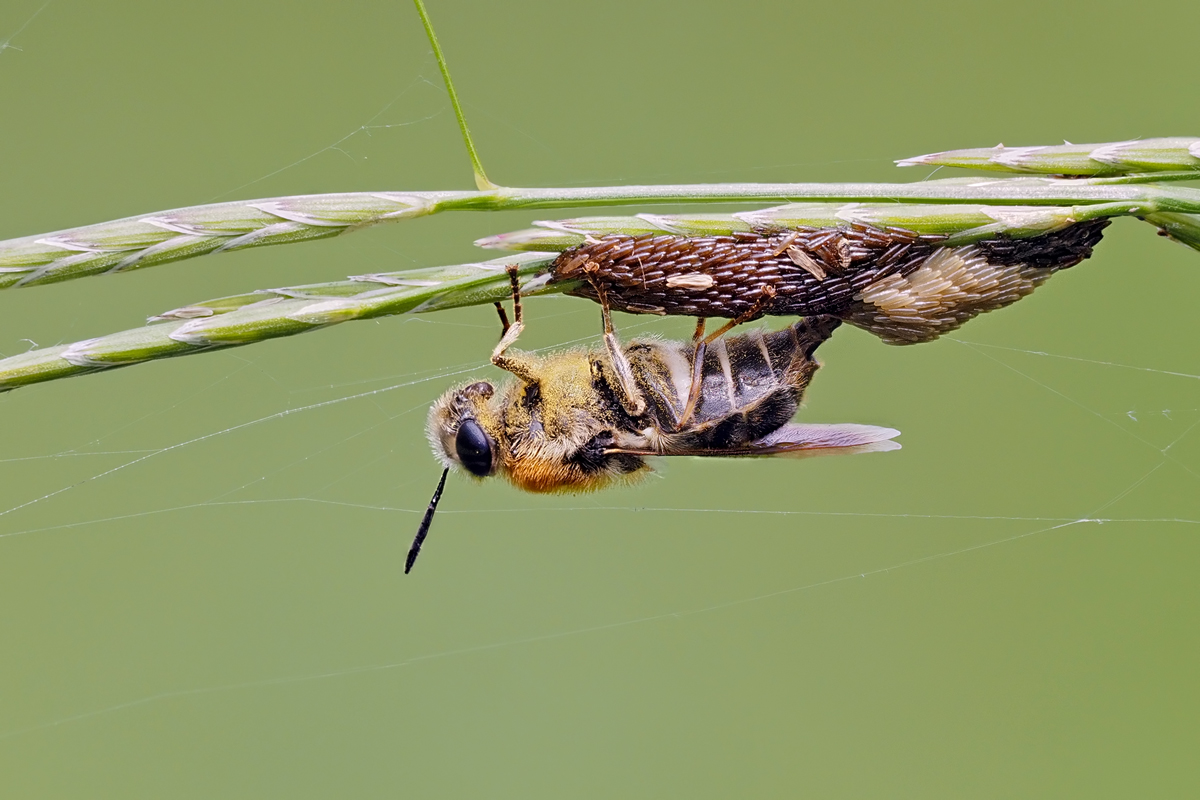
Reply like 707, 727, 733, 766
406, 266, 900, 572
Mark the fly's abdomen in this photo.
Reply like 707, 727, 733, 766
671, 317, 838, 449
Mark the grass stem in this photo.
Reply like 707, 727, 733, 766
412, 0, 496, 191
3, 177, 1198, 289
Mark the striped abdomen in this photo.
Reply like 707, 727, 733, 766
626, 317, 838, 451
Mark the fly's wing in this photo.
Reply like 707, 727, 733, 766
736, 423, 901, 458
610, 423, 900, 459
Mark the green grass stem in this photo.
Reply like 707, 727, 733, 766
3, 175, 1199, 290
0, 254, 559, 393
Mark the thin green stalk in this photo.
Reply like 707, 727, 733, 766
412, 0, 496, 190
0, 254, 561, 392
4, 177, 1199, 289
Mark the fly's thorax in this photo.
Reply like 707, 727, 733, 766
500, 435, 649, 493
428, 348, 650, 494
496, 348, 648, 493
502, 348, 611, 436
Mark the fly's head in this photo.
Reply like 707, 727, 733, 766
426, 380, 505, 481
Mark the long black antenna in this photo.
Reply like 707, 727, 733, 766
406, 467, 449, 574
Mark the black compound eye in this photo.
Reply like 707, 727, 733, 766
455, 419, 494, 477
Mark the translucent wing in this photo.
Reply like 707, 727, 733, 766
733, 423, 902, 458
610, 423, 901, 459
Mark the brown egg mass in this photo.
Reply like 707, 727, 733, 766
549, 219, 1109, 344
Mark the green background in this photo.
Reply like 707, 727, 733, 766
1, 0, 1197, 796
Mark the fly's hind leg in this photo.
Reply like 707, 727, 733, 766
672, 317, 708, 431
583, 260, 647, 418
700, 283, 777, 345
490, 264, 540, 384
676, 284, 777, 429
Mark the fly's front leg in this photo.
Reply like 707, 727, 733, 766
491, 264, 539, 384
584, 261, 647, 418
493, 302, 511, 336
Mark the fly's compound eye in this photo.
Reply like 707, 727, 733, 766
455, 419, 494, 477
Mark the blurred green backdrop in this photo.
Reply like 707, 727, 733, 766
1, 0, 1197, 796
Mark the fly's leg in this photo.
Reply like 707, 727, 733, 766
491, 264, 523, 359
675, 285, 777, 429
491, 264, 540, 384
584, 261, 647, 418
701, 284, 776, 345
673, 318, 709, 431
493, 302, 511, 335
